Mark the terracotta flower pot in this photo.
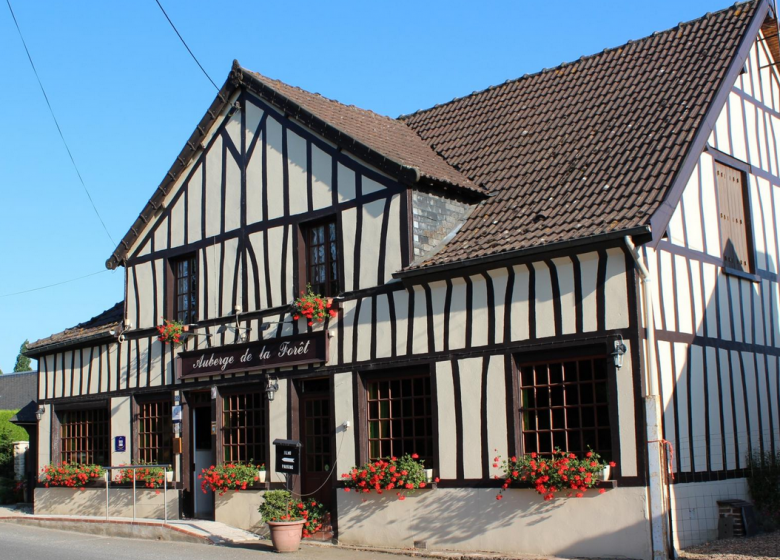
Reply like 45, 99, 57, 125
267, 520, 305, 553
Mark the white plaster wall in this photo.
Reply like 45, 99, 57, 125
268, 380, 288, 479
38, 404, 51, 467
215, 489, 267, 533
338, 486, 651, 560
111, 396, 132, 466
333, 372, 356, 469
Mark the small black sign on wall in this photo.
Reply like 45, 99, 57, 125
274, 439, 302, 475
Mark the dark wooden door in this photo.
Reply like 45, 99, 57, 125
299, 381, 333, 509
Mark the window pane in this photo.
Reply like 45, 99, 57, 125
366, 375, 433, 467
222, 392, 267, 464
518, 356, 611, 458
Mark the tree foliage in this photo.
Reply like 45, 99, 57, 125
13, 340, 31, 373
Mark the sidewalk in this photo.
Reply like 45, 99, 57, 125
0, 504, 633, 560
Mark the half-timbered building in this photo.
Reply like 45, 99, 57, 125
26, 1, 780, 558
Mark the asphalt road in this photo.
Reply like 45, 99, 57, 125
0, 522, 409, 560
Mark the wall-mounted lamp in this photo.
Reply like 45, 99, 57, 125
265, 377, 279, 401
612, 337, 627, 369
35, 404, 46, 421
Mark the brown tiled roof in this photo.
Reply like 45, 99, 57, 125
243, 70, 483, 194
107, 64, 484, 269
400, 1, 762, 269
27, 302, 123, 356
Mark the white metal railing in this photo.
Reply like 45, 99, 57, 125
101, 464, 172, 522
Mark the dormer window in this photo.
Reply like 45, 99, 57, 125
306, 219, 340, 297
173, 254, 198, 324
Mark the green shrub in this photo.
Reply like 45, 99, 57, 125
747, 451, 780, 530
0, 411, 28, 442
258, 490, 305, 522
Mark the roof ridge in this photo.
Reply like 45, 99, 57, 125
248, 71, 399, 123
398, 0, 756, 121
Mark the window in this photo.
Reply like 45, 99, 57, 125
715, 162, 753, 274
172, 254, 198, 324
222, 392, 267, 463
306, 219, 340, 297
366, 375, 433, 465
137, 399, 172, 464
59, 408, 109, 465
518, 355, 611, 459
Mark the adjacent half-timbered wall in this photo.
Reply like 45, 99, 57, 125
648, 34, 780, 493
124, 88, 409, 332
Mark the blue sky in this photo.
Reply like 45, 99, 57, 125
0, 0, 736, 372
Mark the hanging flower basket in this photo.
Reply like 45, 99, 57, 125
495, 448, 616, 501
157, 319, 185, 346
291, 284, 337, 326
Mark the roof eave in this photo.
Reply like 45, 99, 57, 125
649, 0, 771, 245
106, 63, 484, 268
105, 70, 240, 270
393, 225, 653, 280
238, 69, 423, 186
25, 330, 118, 359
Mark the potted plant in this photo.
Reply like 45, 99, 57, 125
198, 462, 261, 495
494, 448, 616, 501
258, 490, 306, 553
341, 453, 428, 500
291, 284, 337, 326
257, 463, 267, 483
156, 319, 185, 346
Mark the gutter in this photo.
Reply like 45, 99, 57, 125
624, 235, 671, 560
395, 225, 652, 280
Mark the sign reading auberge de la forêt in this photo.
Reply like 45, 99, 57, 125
177, 331, 327, 378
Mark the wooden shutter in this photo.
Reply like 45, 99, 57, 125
715, 162, 752, 273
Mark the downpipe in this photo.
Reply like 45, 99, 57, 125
625, 236, 672, 560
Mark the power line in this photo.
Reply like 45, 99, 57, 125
5, 0, 116, 248
153, 0, 220, 92
0, 270, 111, 299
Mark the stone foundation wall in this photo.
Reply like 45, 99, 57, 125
34, 487, 181, 520
337, 486, 652, 560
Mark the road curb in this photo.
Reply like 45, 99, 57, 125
0, 516, 213, 544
